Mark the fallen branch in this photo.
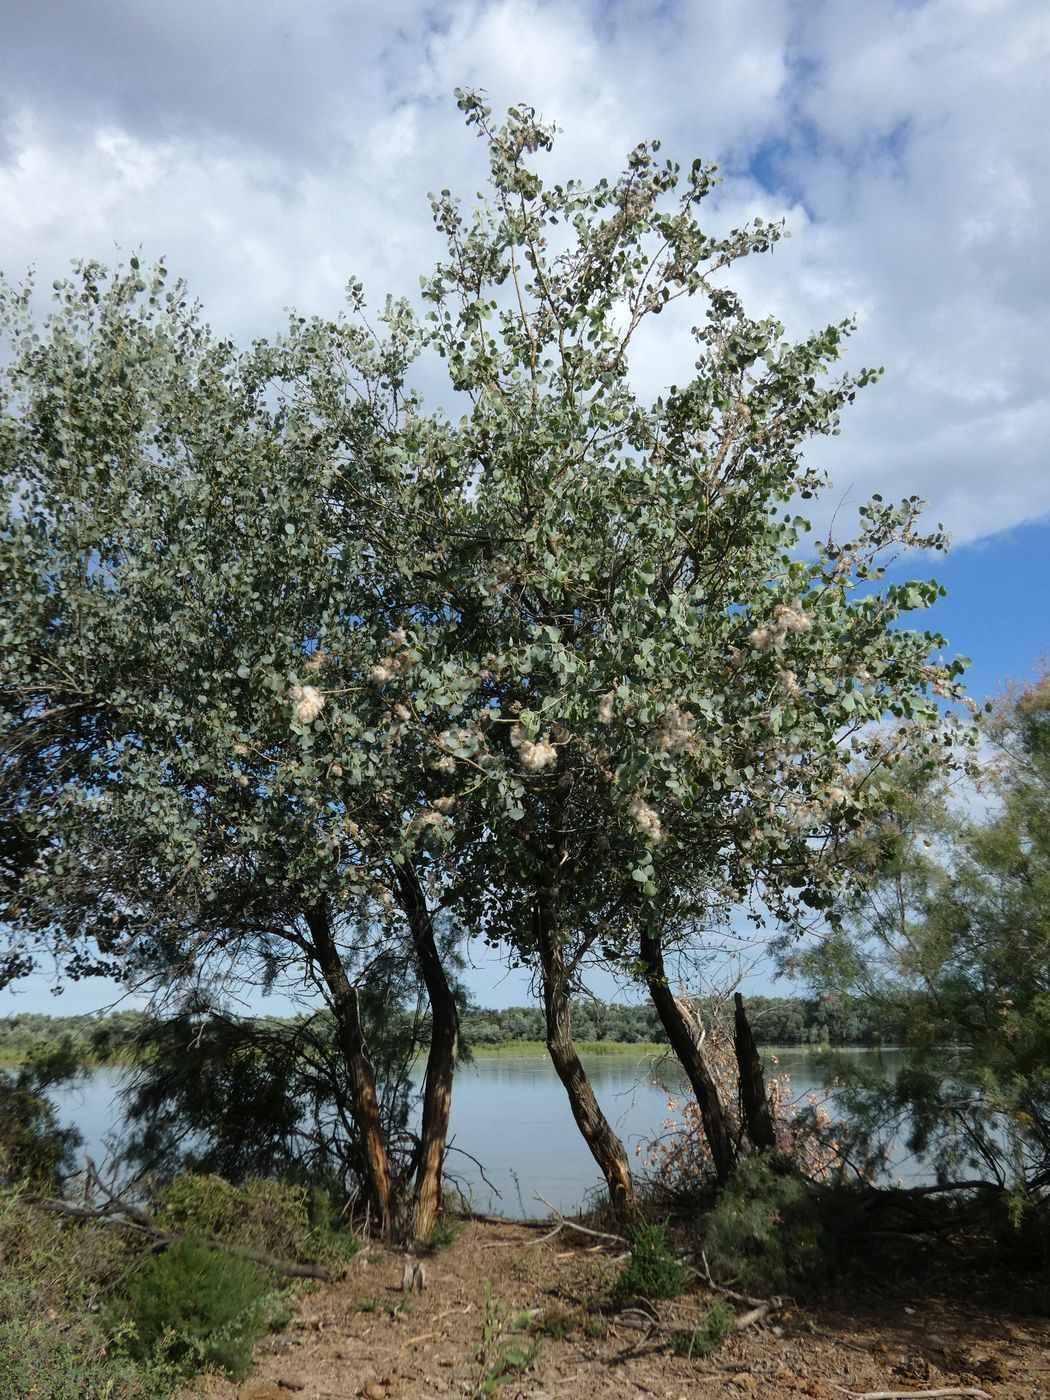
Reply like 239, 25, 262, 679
835, 1389, 991, 1400
732, 1302, 773, 1331
880, 1181, 1001, 1198
532, 1194, 629, 1247
480, 1220, 567, 1249
461, 1210, 552, 1229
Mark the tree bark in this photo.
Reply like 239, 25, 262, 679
304, 905, 396, 1239
733, 991, 777, 1152
396, 867, 460, 1239
639, 927, 735, 1185
536, 906, 637, 1213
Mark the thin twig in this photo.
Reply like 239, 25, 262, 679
443, 1140, 503, 1200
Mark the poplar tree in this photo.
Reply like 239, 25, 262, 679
1, 93, 970, 1221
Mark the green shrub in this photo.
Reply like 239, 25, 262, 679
0, 1186, 131, 1317
155, 1172, 357, 1264
703, 1155, 836, 1294
614, 1222, 689, 1302
0, 1189, 179, 1397
670, 1299, 734, 1358
113, 1238, 287, 1380
156, 1173, 309, 1254
0, 1313, 175, 1400
990, 1194, 1050, 1272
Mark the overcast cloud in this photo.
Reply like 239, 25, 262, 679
2, 0, 1047, 545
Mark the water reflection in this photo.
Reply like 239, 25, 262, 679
48, 1048, 921, 1216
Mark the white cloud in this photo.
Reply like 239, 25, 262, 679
1, 0, 1047, 542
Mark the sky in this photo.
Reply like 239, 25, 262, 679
2, 0, 1048, 1016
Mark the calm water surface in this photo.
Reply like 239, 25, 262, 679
48, 1048, 918, 1215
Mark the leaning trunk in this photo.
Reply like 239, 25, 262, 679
536, 909, 636, 1213
398, 868, 460, 1239
733, 992, 777, 1153
640, 927, 735, 1185
304, 905, 396, 1238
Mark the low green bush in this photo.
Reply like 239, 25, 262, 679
614, 1222, 689, 1302
112, 1238, 288, 1381
156, 1173, 308, 1254
155, 1172, 357, 1264
990, 1194, 1050, 1272
0, 1186, 130, 1319
0, 1191, 176, 1399
703, 1155, 837, 1294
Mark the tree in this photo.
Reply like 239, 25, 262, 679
0, 259, 471, 1238
352, 92, 970, 1194
0, 1048, 82, 1188
119, 991, 422, 1204
1, 93, 970, 1221
797, 676, 1050, 1196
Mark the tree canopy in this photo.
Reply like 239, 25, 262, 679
1, 92, 973, 1227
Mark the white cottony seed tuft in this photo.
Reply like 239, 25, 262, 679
289, 684, 325, 723
519, 737, 557, 773
628, 796, 663, 843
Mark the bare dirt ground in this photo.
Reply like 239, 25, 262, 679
201, 1217, 1049, 1400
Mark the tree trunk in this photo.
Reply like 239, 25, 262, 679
304, 905, 396, 1238
639, 927, 735, 1185
397, 868, 460, 1239
733, 992, 777, 1152
536, 907, 636, 1213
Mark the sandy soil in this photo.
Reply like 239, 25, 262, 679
201, 1217, 1049, 1400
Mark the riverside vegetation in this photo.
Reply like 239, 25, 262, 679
0, 992, 911, 1069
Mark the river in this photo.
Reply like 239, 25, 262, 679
46, 1047, 920, 1215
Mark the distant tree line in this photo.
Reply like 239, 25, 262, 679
0, 1009, 148, 1065
0, 994, 909, 1068
461, 996, 910, 1047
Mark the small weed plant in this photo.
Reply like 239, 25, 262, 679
419, 1215, 459, 1253
670, 1299, 734, 1358
531, 1303, 578, 1339
471, 1283, 540, 1396
614, 1222, 689, 1303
